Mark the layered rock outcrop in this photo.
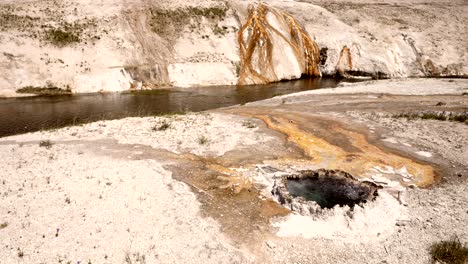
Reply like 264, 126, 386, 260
0, 0, 466, 96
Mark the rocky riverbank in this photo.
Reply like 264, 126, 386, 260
1, 79, 466, 263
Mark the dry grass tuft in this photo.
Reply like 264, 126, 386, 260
39, 140, 53, 149
430, 237, 468, 264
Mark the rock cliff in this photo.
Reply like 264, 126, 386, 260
0, 0, 466, 96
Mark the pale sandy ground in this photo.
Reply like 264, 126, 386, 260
0, 79, 467, 263
0, 113, 262, 264
0, 144, 249, 264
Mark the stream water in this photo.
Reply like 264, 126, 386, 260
0, 78, 341, 137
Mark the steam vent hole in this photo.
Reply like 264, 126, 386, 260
274, 169, 380, 211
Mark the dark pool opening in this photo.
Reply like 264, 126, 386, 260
286, 176, 373, 209
0, 77, 344, 137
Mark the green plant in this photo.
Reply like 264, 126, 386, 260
16, 85, 72, 96
198, 136, 209, 145
17, 248, 24, 258
46, 28, 80, 46
232, 61, 241, 77
189, 6, 227, 18
420, 113, 447, 121
149, 5, 227, 41
0, 13, 39, 31
392, 111, 467, 125
39, 140, 53, 149
242, 120, 256, 128
212, 24, 228, 36
124, 252, 146, 264
450, 115, 467, 123
430, 237, 468, 264
152, 121, 171, 131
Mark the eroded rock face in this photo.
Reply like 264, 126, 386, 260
272, 169, 380, 215
286, 0, 468, 78
0, 0, 466, 96
237, 3, 321, 85
0, 0, 240, 95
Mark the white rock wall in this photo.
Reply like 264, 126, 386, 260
167, 8, 241, 87
0, 0, 466, 96
72, 68, 133, 93
279, 0, 468, 78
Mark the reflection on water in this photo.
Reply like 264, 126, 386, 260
0, 78, 340, 137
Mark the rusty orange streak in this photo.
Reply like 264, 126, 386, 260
256, 114, 435, 187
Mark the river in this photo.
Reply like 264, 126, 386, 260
0, 78, 342, 137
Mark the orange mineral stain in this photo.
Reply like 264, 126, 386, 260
256, 114, 435, 187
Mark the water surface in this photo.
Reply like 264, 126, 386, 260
0, 78, 341, 137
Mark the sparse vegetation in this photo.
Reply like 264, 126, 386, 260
149, 8, 189, 38
392, 111, 468, 124
125, 252, 146, 264
198, 135, 209, 145
45, 27, 80, 46
451, 115, 468, 123
39, 140, 53, 149
17, 248, 24, 258
44, 19, 100, 46
189, 6, 227, 18
0, 222, 7, 229
0, 4, 101, 45
430, 237, 468, 264
0, 13, 39, 31
242, 120, 256, 128
231, 61, 241, 77
149, 5, 228, 41
152, 121, 171, 131
212, 24, 228, 36
420, 112, 448, 121
16, 84, 72, 96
